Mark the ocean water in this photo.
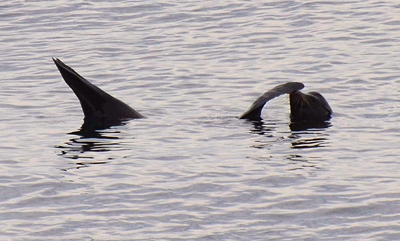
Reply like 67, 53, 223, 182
0, 0, 399, 240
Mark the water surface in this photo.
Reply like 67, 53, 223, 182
0, 0, 399, 240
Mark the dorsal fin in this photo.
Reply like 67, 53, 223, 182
53, 58, 145, 122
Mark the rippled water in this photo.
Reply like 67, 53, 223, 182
1, 0, 399, 240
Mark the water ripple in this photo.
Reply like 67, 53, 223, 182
0, 0, 399, 240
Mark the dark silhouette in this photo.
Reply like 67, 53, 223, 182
240, 82, 332, 125
289, 90, 332, 123
239, 82, 305, 120
53, 58, 144, 131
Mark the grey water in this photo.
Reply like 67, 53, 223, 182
1, 0, 399, 240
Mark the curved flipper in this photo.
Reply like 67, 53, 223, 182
239, 82, 305, 120
53, 58, 145, 124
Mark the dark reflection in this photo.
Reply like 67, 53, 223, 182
56, 120, 129, 170
248, 120, 276, 136
246, 119, 331, 149
289, 121, 331, 131
71, 118, 129, 138
246, 120, 279, 149
289, 121, 331, 149
290, 135, 329, 149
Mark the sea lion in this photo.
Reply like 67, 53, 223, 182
240, 82, 332, 122
289, 90, 332, 122
53, 58, 145, 127
239, 82, 305, 120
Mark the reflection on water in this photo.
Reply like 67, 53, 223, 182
56, 120, 129, 170
78, 119, 131, 135
248, 120, 331, 149
289, 121, 331, 149
248, 120, 329, 173
290, 135, 329, 149
249, 120, 275, 136
289, 121, 331, 131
